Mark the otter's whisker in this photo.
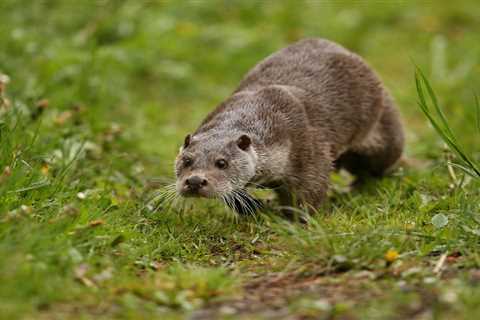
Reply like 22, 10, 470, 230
146, 185, 180, 213
238, 189, 263, 221
171, 193, 185, 212
233, 191, 252, 216
223, 194, 238, 217
232, 189, 256, 217
225, 196, 240, 224
154, 189, 176, 204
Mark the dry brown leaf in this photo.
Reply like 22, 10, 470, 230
36, 99, 49, 110
89, 219, 105, 227
54, 111, 73, 125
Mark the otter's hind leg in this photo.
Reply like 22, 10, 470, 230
336, 97, 404, 179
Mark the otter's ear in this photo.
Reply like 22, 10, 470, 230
183, 134, 192, 149
237, 134, 251, 151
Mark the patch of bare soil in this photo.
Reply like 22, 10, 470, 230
192, 270, 383, 320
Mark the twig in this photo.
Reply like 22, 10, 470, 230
433, 253, 448, 275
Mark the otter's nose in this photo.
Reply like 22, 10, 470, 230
185, 176, 208, 191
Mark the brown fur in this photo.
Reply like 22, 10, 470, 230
175, 38, 404, 216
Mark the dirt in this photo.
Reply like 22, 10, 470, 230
192, 270, 384, 320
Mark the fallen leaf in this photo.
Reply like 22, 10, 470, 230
89, 219, 105, 227
0, 98, 11, 109
0, 166, 12, 184
61, 204, 79, 216
446, 251, 462, 263
3, 166, 12, 177
54, 111, 73, 125
31, 99, 49, 120
0, 74, 10, 93
36, 99, 49, 109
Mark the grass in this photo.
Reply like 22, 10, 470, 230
1, 1, 480, 319
415, 67, 480, 180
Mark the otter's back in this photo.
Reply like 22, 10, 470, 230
236, 38, 386, 148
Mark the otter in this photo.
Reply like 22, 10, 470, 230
174, 38, 404, 217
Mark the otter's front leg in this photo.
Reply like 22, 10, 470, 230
274, 185, 302, 220
275, 182, 328, 220
278, 146, 333, 219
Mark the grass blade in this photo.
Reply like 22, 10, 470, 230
416, 67, 457, 142
475, 93, 480, 134
449, 162, 478, 179
415, 67, 480, 179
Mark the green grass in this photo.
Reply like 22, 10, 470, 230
415, 67, 480, 179
1, 1, 480, 319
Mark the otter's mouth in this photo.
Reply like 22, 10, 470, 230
177, 176, 214, 198
182, 193, 211, 199
179, 189, 212, 198
180, 191, 200, 198
178, 183, 216, 199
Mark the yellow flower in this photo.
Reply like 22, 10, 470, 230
41, 163, 49, 176
385, 249, 399, 263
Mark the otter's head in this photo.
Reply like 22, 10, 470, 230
175, 132, 257, 199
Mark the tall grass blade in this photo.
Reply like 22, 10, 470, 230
416, 67, 457, 142
415, 67, 480, 179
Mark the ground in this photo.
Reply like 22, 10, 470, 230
1, 1, 480, 319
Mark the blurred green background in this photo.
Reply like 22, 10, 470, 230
1, 0, 479, 170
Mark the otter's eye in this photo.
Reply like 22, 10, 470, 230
183, 157, 193, 167
215, 159, 228, 170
